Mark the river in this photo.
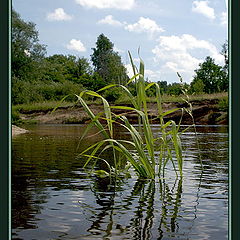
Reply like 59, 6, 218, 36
12, 124, 228, 240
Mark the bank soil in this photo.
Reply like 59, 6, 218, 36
18, 99, 227, 126
12, 125, 29, 136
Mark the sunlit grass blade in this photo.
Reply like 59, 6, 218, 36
161, 108, 181, 118
126, 73, 140, 85
170, 121, 183, 176
128, 51, 137, 77
97, 84, 117, 92
80, 90, 113, 138
75, 94, 109, 139
51, 94, 74, 113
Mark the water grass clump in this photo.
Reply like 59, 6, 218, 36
74, 52, 196, 180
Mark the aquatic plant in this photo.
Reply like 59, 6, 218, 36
76, 51, 192, 179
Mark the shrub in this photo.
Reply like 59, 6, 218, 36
103, 88, 122, 103
218, 97, 228, 111
12, 110, 23, 125
12, 79, 85, 105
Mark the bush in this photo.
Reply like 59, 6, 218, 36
12, 110, 23, 125
12, 77, 44, 104
37, 81, 84, 102
103, 88, 122, 103
78, 73, 106, 91
191, 79, 205, 94
218, 97, 228, 111
12, 78, 84, 105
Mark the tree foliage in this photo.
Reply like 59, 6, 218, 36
43, 54, 92, 83
91, 34, 128, 84
12, 10, 228, 106
12, 9, 46, 82
221, 40, 228, 74
190, 56, 228, 94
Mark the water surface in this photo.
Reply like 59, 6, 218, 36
12, 124, 228, 240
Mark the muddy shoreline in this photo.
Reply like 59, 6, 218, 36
17, 99, 228, 126
12, 125, 29, 136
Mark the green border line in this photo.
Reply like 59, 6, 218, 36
0, 0, 10, 239
230, 0, 240, 239
4, 1, 234, 239
9, 0, 12, 239
228, 0, 231, 238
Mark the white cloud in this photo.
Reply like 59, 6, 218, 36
192, 1, 215, 20
67, 39, 86, 52
125, 17, 164, 36
145, 69, 162, 80
75, 0, 135, 10
220, 11, 227, 26
152, 34, 224, 82
126, 64, 161, 82
125, 58, 140, 78
125, 64, 134, 78
97, 15, 123, 26
113, 46, 124, 53
47, 8, 72, 21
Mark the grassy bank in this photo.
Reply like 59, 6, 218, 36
12, 92, 228, 126
13, 92, 228, 112
116, 91, 227, 104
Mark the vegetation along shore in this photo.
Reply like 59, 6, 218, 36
13, 93, 228, 126
12, 10, 228, 127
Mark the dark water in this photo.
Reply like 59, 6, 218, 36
12, 124, 228, 240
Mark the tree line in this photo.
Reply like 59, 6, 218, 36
12, 9, 228, 105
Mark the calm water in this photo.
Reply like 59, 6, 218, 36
12, 124, 228, 240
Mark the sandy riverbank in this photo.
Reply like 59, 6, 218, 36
12, 125, 29, 136
17, 99, 228, 126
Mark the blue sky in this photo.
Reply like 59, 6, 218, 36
12, 0, 228, 83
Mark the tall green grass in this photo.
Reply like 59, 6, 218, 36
76, 52, 191, 179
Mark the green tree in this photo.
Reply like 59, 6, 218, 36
91, 34, 128, 84
157, 81, 168, 94
167, 82, 182, 96
12, 9, 46, 82
75, 57, 92, 77
191, 56, 228, 94
221, 40, 228, 74
192, 79, 205, 94
43, 54, 92, 83
78, 73, 106, 91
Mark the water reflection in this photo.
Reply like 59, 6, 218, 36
12, 124, 228, 240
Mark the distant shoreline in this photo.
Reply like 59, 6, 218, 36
15, 99, 228, 126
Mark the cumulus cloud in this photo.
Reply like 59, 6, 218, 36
113, 46, 124, 53
125, 64, 134, 78
152, 34, 224, 82
144, 69, 162, 80
125, 58, 140, 78
220, 11, 227, 26
98, 15, 123, 26
47, 8, 72, 21
67, 39, 86, 52
126, 64, 161, 82
192, 1, 215, 20
75, 0, 135, 10
125, 17, 164, 36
